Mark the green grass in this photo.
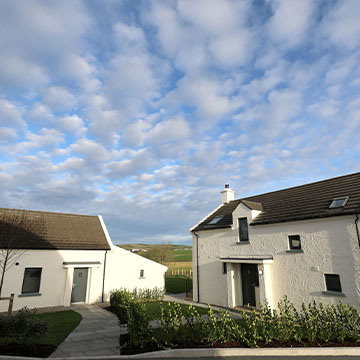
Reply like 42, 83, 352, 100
33, 310, 82, 346
145, 302, 209, 320
165, 275, 192, 294
172, 250, 192, 261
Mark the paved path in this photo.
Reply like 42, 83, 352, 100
50, 304, 121, 358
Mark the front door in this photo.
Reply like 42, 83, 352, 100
241, 264, 258, 307
71, 268, 88, 303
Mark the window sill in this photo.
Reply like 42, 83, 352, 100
236, 241, 250, 245
286, 249, 304, 253
322, 291, 345, 297
18, 293, 41, 298
139, 277, 146, 280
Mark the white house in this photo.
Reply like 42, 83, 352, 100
191, 172, 360, 310
0, 208, 167, 312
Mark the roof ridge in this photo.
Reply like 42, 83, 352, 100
0, 207, 99, 218
239, 171, 360, 201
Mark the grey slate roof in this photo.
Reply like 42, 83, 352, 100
0, 208, 111, 250
192, 172, 360, 231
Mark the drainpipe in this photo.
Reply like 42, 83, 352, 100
355, 214, 360, 248
101, 250, 108, 302
193, 231, 200, 303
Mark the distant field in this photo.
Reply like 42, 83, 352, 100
119, 244, 193, 272
166, 261, 192, 270
172, 249, 192, 261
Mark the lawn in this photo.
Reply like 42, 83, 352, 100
35, 310, 82, 346
165, 275, 192, 294
0, 310, 82, 357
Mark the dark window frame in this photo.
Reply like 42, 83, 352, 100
325, 274, 342, 293
222, 262, 227, 274
140, 269, 144, 278
238, 217, 249, 242
21, 267, 42, 294
289, 235, 301, 250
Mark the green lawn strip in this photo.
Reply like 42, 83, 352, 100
145, 301, 210, 321
165, 275, 192, 293
32, 310, 82, 346
172, 250, 192, 261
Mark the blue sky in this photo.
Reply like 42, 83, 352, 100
0, 0, 360, 245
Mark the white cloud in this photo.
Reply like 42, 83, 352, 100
26, 128, 65, 148
43, 86, 77, 111
0, 127, 17, 143
267, 0, 315, 48
320, 0, 360, 50
0, 98, 25, 127
57, 115, 86, 137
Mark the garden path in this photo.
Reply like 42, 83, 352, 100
50, 304, 123, 358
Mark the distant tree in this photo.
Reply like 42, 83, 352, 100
141, 243, 174, 264
0, 209, 39, 296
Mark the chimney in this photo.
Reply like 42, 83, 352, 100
221, 184, 235, 204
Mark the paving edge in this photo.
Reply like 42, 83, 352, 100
2, 347, 360, 360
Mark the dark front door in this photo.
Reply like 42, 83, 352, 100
71, 268, 88, 303
241, 264, 258, 307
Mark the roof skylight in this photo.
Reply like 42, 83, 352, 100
329, 196, 349, 209
207, 215, 224, 225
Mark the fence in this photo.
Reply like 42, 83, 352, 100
0, 293, 14, 316
166, 268, 192, 277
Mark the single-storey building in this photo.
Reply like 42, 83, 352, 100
191, 172, 360, 310
0, 208, 167, 312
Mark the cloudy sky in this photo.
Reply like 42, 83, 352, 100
0, 0, 359, 245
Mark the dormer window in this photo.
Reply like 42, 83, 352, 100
329, 196, 349, 209
207, 215, 224, 225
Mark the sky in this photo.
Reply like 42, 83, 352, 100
0, 0, 360, 245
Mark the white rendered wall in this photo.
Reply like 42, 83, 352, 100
0, 249, 105, 312
192, 202, 360, 310
103, 246, 167, 301
0, 246, 167, 312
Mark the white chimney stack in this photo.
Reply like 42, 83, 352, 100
221, 184, 235, 204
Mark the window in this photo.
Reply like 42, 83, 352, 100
140, 269, 144, 278
22, 268, 42, 294
222, 263, 227, 274
325, 274, 342, 292
289, 235, 301, 250
238, 218, 249, 242
329, 196, 349, 209
208, 215, 224, 225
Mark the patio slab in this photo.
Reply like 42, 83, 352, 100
50, 304, 120, 358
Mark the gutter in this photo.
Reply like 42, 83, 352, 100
193, 231, 200, 303
101, 250, 108, 302
355, 214, 360, 248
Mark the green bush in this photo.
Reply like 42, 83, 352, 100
157, 296, 360, 349
110, 287, 164, 306
125, 301, 156, 350
0, 307, 49, 343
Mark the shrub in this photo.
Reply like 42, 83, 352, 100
0, 307, 49, 342
125, 301, 156, 350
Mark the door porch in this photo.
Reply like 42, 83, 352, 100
220, 255, 274, 310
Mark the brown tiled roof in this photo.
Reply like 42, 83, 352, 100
192, 172, 360, 231
0, 208, 111, 250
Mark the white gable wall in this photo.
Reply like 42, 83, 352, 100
103, 246, 167, 301
193, 202, 360, 310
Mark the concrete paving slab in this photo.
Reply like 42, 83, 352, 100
50, 304, 120, 358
